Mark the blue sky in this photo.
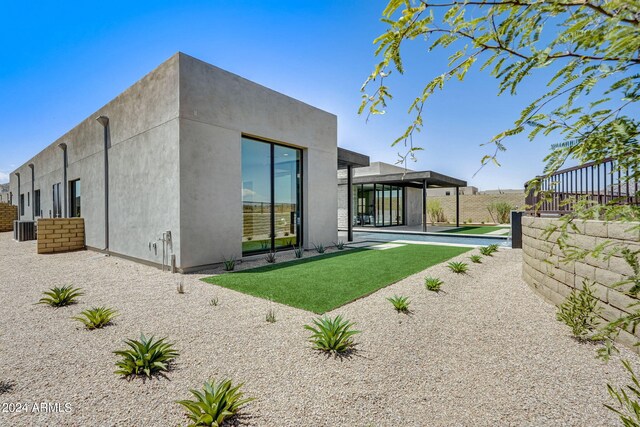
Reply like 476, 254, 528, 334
0, 0, 558, 189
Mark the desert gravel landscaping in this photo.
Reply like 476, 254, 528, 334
1, 231, 639, 426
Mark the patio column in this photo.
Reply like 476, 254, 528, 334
455, 186, 460, 227
347, 165, 353, 242
422, 179, 427, 232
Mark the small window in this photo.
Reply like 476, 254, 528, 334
52, 183, 61, 218
34, 190, 41, 217
20, 194, 24, 216
69, 179, 81, 218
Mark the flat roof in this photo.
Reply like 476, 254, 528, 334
338, 147, 370, 169
338, 170, 467, 188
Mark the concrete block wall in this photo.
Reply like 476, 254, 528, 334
37, 218, 85, 254
0, 203, 17, 232
522, 216, 640, 351
430, 193, 525, 224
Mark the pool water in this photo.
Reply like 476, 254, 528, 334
351, 231, 511, 248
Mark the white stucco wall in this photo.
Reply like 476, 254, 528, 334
177, 53, 338, 269
10, 55, 181, 267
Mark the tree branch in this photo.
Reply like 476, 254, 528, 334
418, 0, 640, 26
426, 28, 640, 63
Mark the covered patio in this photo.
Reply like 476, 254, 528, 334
338, 167, 467, 240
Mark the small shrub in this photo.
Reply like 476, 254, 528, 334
425, 277, 443, 292
177, 378, 254, 427
487, 200, 514, 224
469, 254, 482, 263
487, 243, 499, 253
387, 295, 410, 313
556, 281, 601, 340
284, 232, 289, 236
266, 308, 276, 323
37, 286, 83, 307
246, 236, 253, 241
313, 243, 326, 254
265, 251, 277, 263
73, 306, 118, 330
334, 240, 345, 250
605, 360, 640, 427
447, 261, 469, 274
467, 218, 473, 224
304, 315, 359, 354
114, 334, 178, 378
427, 199, 446, 224
223, 256, 236, 271
293, 245, 304, 259
209, 297, 219, 307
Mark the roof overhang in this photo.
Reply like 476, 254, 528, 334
338, 147, 370, 169
338, 170, 467, 188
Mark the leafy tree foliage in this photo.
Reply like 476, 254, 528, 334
360, 0, 639, 193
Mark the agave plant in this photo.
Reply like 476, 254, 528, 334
487, 243, 499, 253
266, 308, 276, 323
304, 315, 359, 354
114, 334, 179, 378
293, 245, 304, 259
425, 277, 443, 292
177, 378, 254, 427
447, 261, 469, 274
334, 240, 345, 250
469, 254, 482, 263
264, 251, 277, 264
37, 286, 83, 307
223, 256, 236, 272
479, 246, 493, 256
387, 295, 410, 313
73, 306, 118, 330
313, 243, 326, 254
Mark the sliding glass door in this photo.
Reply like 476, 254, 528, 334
242, 137, 302, 255
354, 183, 404, 227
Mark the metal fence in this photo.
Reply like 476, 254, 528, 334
525, 158, 639, 215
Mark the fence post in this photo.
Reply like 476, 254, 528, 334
511, 211, 523, 249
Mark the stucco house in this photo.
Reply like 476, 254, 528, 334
9, 52, 355, 272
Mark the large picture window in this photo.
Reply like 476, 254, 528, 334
242, 137, 302, 255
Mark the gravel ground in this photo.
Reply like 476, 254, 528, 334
0, 231, 638, 426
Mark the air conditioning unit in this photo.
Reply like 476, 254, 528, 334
14, 220, 37, 241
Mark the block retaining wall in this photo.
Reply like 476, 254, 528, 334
0, 203, 17, 232
522, 216, 640, 351
37, 218, 86, 254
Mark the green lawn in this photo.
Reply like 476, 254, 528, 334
202, 244, 470, 313
440, 226, 509, 235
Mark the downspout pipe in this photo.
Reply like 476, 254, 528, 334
28, 163, 35, 220
96, 116, 110, 251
